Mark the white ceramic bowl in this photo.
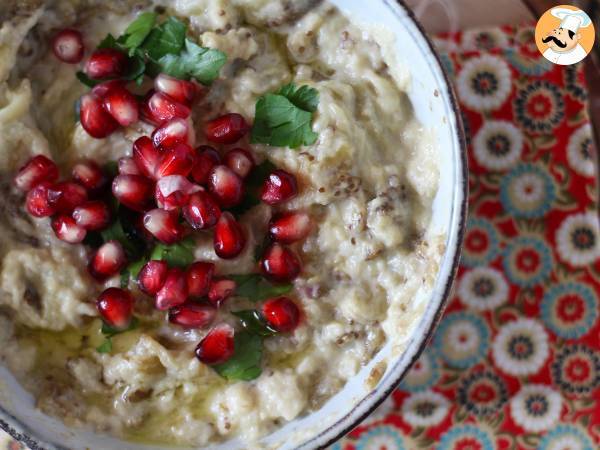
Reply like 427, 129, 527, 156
0, 1, 467, 448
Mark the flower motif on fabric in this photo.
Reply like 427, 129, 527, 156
355, 426, 406, 450
551, 344, 600, 395
433, 312, 490, 369
538, 424, 595, 450
457, 54, 512, 112
457, 370, 508, 416
462, 28, 510, 51
505, 47, 553, 76
541, 282, 598, 339
565, 64, 588, 103
473, 120, 523, 171
400, 349, 440, 392
492, 318, 549, 376
502, 236, 553, 287
514, 80, 565, 133
437, 424, 495, 450
567, 124, 596, 178
458, 267, 509, 311
509, 384, 562, 433
500, 164, 556, 218
556, 212, 600, 267
401, 391, 450, 428
462, 217, 501, 268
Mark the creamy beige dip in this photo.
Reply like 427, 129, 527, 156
0, 0, 442, 446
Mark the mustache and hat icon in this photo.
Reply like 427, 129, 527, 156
540, 7, 593, 65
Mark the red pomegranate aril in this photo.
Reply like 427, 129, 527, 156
224, 148, 254, 179
47, 181, 88, 214
137, 260, 168, 296
103, 87, 139, 127
14, 155, 59, 192
85, 48, 128, 79
152, 117, 193, 150
262, 296, 300, 332
214, 212, 246, 259
147, 91, 191, 124
260, 243, 301, 282
208, 165, 243, 208
72, 201, 111, 230
169, 302, 216, 329
143, 208, 184, 244
52, 29, 84, 64
183, 191, 221, 230
140, 90, 160, 126
269, 212, 311, 244
91, 79, 127, 98
112, 174, 153, 211
96, 288, 134, 330
89, 240, 127, 280
25, 182, 56, 217
190, 146, 220, 184
155, 143, 197, 178
155, 175, 201, 210
260, 170, 298, 205
154, 73, 199, 106
72, 160, 106, 192
205, 113, 249, 144
132, 136, 161, 179
186, 262, 215, 298
155, 268, 188, 310
207, 278, 236, 306
118, 157, 141, 175
195, 323, 235, 365
80, 93, 119, 138
51, 214, 86, 243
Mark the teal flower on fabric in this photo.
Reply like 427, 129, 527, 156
539, 425, 594, 450
462, 217, 501, 268
356, 426, 406, 450
433, 312, 490, 369
500, 164, 556, 218
541, 282, 598, 339
502, 236, 553, 287
437, 424, 494, 450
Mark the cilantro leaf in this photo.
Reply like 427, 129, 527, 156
213, 332, 263, 381
251, 84, 319, 149
123, 12, 157, 55
96, 339, 113, 353
101, 207, 147, 260
142, 16, 187, 61
233, 310, 276, 337
158, 39, 227, 85
120, 258, 146, 288
150, 237, 196, 268
98, 33, 120, 50
229, 274, 293, 302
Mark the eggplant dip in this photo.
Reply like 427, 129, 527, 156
0, 0, 442, 446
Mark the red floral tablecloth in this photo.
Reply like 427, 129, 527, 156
330, 25, 600, 450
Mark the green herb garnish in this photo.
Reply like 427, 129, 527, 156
122, 12, 158, 55
150, 237, 196, 268
229, 274, 292, 302
213, 331, 263, 381
96, 318, 139, 353
158, 39, 227, 85
141, 16, 187, 61
233, 310, 276, 337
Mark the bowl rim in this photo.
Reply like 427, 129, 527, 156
0, 0, 468, 448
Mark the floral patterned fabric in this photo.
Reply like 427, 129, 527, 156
331, 25, 600, 450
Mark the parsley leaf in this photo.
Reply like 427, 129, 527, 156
96, 339, 113, 353
96, 318, 139, 354
123, 12, 157, 55
142, 16, 187, 61
233, 310, 276, 337
213, 332, 263, 381
98, 33, 120, 50
229, 274, 293, 302
158, 39, 227, 85
120, 258, 146, 288
101, 207, 147, 260
150, 237, 196, 268
251, 84, 319, 149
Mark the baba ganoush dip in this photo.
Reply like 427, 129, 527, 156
0, 0, 442, 446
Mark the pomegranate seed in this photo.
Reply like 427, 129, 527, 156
112, 174, 153, 211
262, 297, 300, 332
72, 201, 111, 230
143, 208, 184, 244
132, 136, 161, 179
118, 157, 141, 175
140, 90, 160, 126
207, 278, 236, 306
80, 93, 119, 138
260, 243, 301, 282
51, 214, 87, 243
155, 175, 201, 210
190, 146, 220, 184
47, 181, 88, 214
89, 240, 127, 280
147, 91, 191, 124
72, 160, 106, 192
208, 165, 243, 208
85, 48, 128, 79
224, 148, 254, 179
96, 288, 134, 329
137, 260, 168, 296
213, 212, 246, 259
14, 155, 59, 192
152, 117, 193, 150
155, 143, 197, 178
182, 191, 221, 230
91, 79, 127, 98
102, 87, 140, 127
186, 262, 215, 298
155, 268, 188, 310
169, 302, 216, 329
260, 170, 298, 205
25, 182, 56, 217
154, 73, 199, 106
195, 323, 235, 365
51, 29, 84, 63
269, 212, 311, 244
205, 113, 249, 144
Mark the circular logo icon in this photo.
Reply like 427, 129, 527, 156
535, 5, 595, 66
